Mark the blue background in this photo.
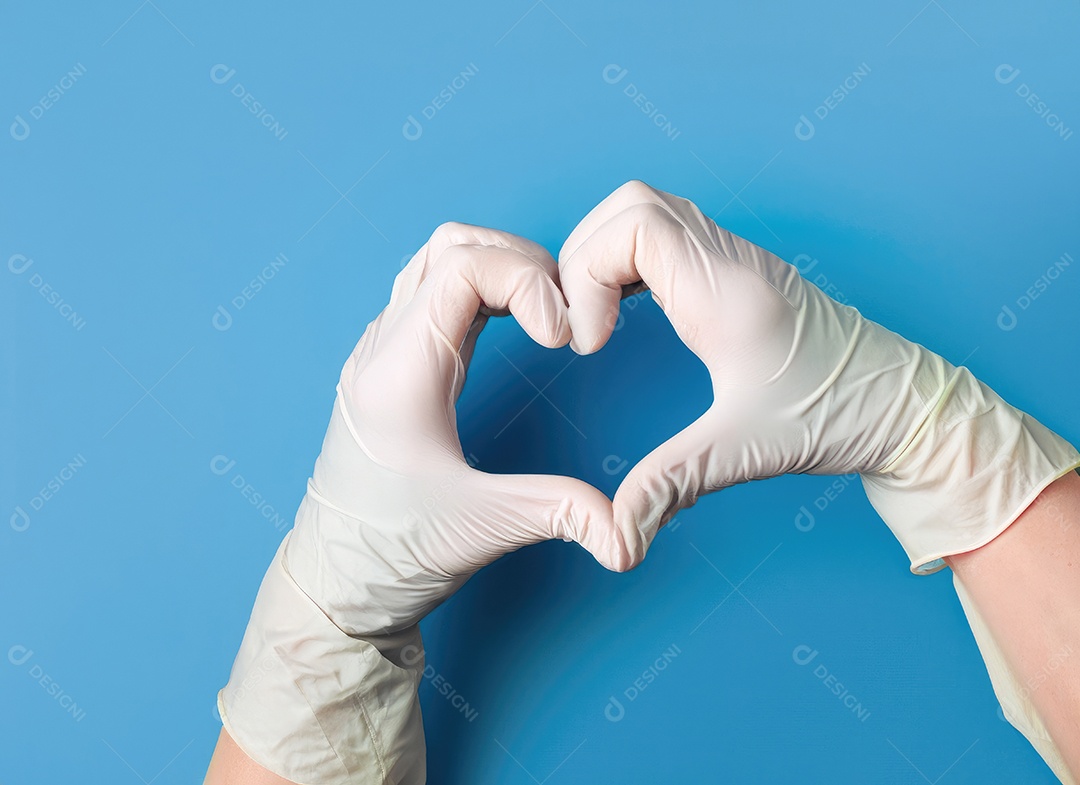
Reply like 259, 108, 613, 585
3, 1, 1078, 782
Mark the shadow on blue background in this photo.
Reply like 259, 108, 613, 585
3, 1, 1078, 783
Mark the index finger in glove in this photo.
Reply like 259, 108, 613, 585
413, 241, 571, 357
348, 222, 563, 378
557, 180, 720, 355
387, 221, 560, 329
346, 241, 572, 442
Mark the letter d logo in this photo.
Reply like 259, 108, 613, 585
603, 696, 625, 722
209, 455, 236, 476
402, 115, 423, 141
212, 305, 233, 331
10, 506, 30, 532
210, 64, 236, 84
995, 64, 1020, 85
602, 64, 628, 84
7, 254, 32, 275
402, 506, 423, 531
8, 645, 32, 666
794, 114, 815, 141
996, 305, 1017, 332
794, 505, 816, 532
791, 253, 819, 275
400, 644, 425, 666
602, 455, 629, 476
10, 114, 30, 141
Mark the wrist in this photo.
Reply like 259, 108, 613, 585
219, 532, 427, 785
860, 366, 1080, 573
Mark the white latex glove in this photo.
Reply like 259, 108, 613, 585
558, 180, 1080, 574
217, 222, 630, 785
557, 180, 1080, 782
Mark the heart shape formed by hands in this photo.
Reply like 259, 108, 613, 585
219, 179, 1080, 785
291, 177, 952, 645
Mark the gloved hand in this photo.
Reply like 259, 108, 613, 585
218, 222, 630, 785
558, 180, 1080, 574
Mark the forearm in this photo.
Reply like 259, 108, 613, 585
205, 727, 299, 785
206, 533, 427, 785
945, 469, 1080, 783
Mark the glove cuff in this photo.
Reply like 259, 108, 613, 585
217, 532, 427, 784
860, 366, 1080, 574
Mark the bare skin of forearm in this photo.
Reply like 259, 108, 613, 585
945, 469, 1080, 781
203, 727, 298, 785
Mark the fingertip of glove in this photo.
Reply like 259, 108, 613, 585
550, 483, 637, 572
568, 337, 593, 355
548, 318, 573, 349
606, 548, 641, 574
567, 326, 606, 356
584, 540, 636, 573
596, 509, 648, 574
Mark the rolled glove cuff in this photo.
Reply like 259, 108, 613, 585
217, 532, 427, 784
860, 365, 1080, 574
